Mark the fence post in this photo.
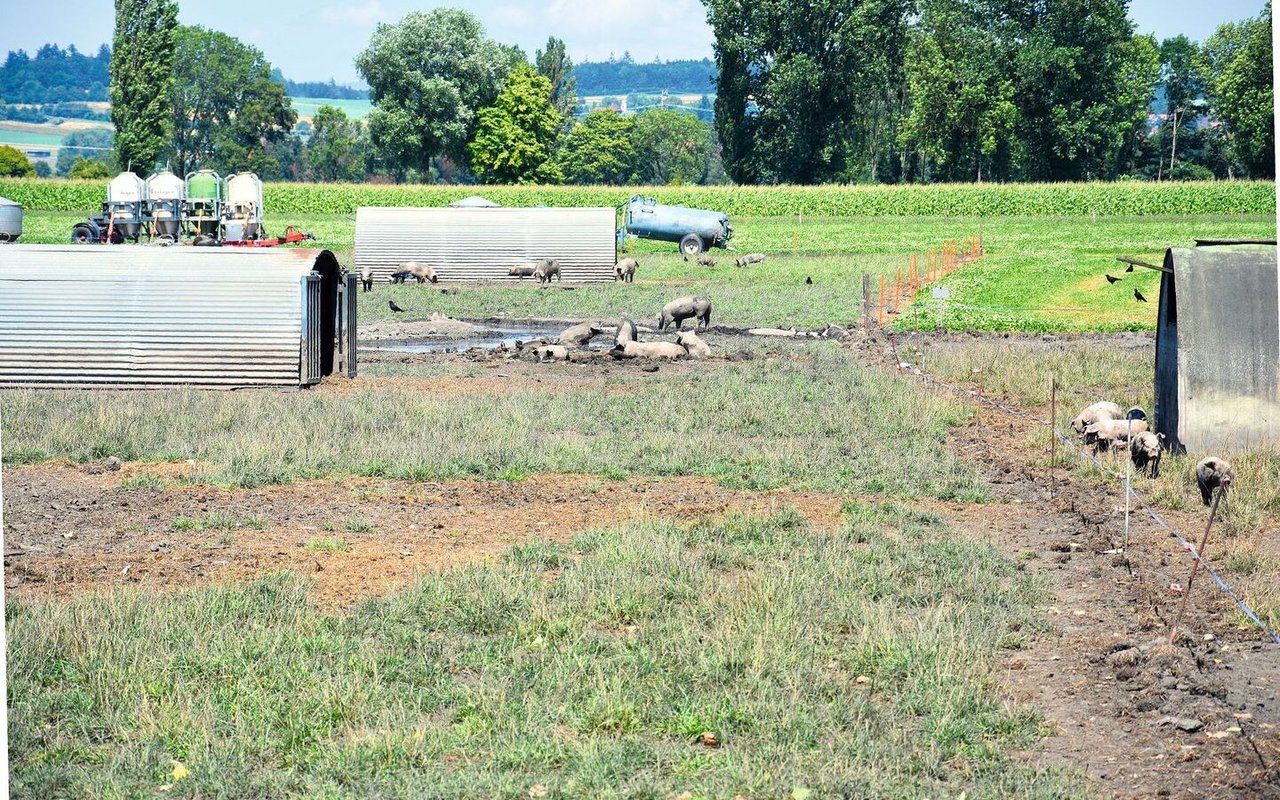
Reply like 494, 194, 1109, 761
1049, 378, 1057, 499
862, 271, 872, 330
1168, 487, 1227, 645
878, 275, 886, 325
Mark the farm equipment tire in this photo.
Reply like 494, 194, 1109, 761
680, 233, 704, 257
70, 224, 95, 243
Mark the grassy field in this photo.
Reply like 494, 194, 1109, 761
16, 209, 1274, 331
0, 343, 984, 499
289, 96, 373, 121
0, 125, 64, 148
8, 506, 1080, 797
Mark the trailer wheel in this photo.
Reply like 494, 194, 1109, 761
70, 224, 95, 243
680, 233, 704, 257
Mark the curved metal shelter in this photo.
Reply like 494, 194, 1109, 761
1153, 242, 1279, 452
355, 205, 617, 283
0, 245, 352, 388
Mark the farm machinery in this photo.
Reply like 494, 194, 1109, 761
70, 169, 314, 247
619, 195, 733, 257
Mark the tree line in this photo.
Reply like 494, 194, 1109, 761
0, 44, 111, 104
706, 0, 1273, 182
5, 2, 1270, 184
87, 4, 723, 185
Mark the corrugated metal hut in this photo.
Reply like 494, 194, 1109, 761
355, 205, 617, 283
0, 246, 355, 388
1152, 241, 1279, 453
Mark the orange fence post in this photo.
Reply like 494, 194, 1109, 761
895, 267, 902, 310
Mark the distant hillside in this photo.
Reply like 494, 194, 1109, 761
571, 57, 716, 96
0, 44, 110, 104
268, 70, 368, 100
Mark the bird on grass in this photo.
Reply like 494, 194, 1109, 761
1134, 289, 1148, 303
389, 300, 406, 313
1125, 264, 1135, 273
805, 276, 813, 285
1105, 274, 1121, 284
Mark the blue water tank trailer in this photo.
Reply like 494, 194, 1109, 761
621, 195, 732, 257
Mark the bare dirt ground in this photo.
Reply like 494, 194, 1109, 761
3, 334, 1277, 798
858, 331, 1280, 799
2, 466, 847, 609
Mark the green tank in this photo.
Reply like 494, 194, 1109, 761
183, 169, 222, 238
186, 170, 220, 201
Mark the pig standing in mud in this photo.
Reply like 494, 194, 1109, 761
615, 317, 639, 345
657, 296, 712, 331
508, 262, 537, 279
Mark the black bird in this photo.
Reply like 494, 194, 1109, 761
805, 276, 813, 285
1125, 264, 1135, 273
1134, 289, 1147, 303
389, 300, 406, 313
1105, 274, 1121, 284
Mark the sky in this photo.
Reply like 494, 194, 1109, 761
0, 0, 1270, 88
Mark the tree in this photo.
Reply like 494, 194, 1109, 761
308, 105, 367, 182
168, 26, 298, 177
33, 161, 52, 177
1010, 0, 1158, 180
554, 110, 637, 184
110, 0, 177, 177
1199, 3, 1274, 178
630, 109, 713, 184
704, 0, 910, 184
356, 9, 510, 180
69, 157, 113, 178
898, 0, 1017, 182
535, 37, 577, 118
0, 145, 35, 177
57, 128, 115, 176
469, 64, 563, 184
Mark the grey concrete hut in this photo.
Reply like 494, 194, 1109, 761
1146, 240, 1278, 452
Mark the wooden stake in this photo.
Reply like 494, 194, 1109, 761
1049, 379, 1058, 499
862, 271, 872, 329
878, 275, 885, 324
1168, 486, 1227, 645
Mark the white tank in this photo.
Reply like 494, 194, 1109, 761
107, 171, 146, 204
224, 172, 263, 210
0, 196, 21, 242
223, 172, 264, 241
145, 170, 185, 201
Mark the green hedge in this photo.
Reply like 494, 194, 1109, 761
1, 177, 1274, 217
